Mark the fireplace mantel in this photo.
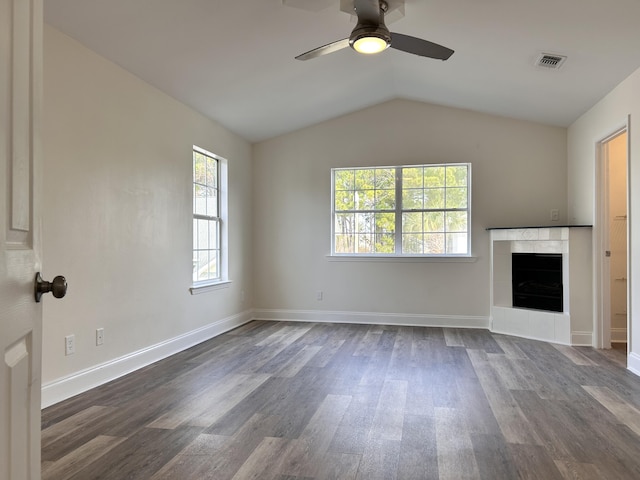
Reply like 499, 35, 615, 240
489, 226, 593, 346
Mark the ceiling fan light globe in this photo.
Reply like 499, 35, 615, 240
352, 35, 389, 54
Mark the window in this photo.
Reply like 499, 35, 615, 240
193, 147, 221, 283
332, 163, 470, 256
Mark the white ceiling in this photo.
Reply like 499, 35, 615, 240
44, 0, 640, 142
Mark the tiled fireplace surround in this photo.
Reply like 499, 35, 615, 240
489, 226, 593, 346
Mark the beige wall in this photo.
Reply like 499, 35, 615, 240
42, 26, 253, 402
568, 65, 640, 370
252, 99, 567, 321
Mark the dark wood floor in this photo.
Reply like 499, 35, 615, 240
41, 321, 640, 479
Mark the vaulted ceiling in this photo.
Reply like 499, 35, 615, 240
44, 0, 640, 142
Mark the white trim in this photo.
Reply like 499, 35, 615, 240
190, 280, 232, 295
326, 255, 478, 263
628, 352, 640, 377
253, 308, 489, 329
571, 331, 594, 347
41, 310, 253, 408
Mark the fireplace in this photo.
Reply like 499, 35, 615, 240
490, 226, 592, 345
512, 253, 563, 312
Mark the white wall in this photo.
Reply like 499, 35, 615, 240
252, 99, 567, 324
568, 65, 640, 373
41, 26, 253, 405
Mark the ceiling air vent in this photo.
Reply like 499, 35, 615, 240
535, 53, 567, 70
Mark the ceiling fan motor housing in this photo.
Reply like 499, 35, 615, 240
349, 1, 391, 53
349, 24, 391, 52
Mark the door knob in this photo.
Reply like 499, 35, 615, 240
34, 272, 67, 303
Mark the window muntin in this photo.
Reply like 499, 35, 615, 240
332, 164, 470, 256
193, 148, 221, 283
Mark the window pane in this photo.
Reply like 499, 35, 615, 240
446, 212, 467, 232
195, 251, 209, 282
424, 233, 445, 254
193, 219, 199, 250
446, 233, 468, 254
355, 189, 374, 210
403, 212, 423, 233
446, 187, 467, 209
446, 165, 467, 187
194, 185, 207, 216
403, 234, 423, 254
198, 219, 210, 249
335, 170, 355, 191
376, 189, 395, 210
424, 212, 445, 232
335, 234, 354, 253
374, 233, 394, 253
335, 213, 355, 236
424, 188, 445, 209
206, 157, 217, 187
208, 250, 219, 278
403, 167, 423, 188
375, 212, 395, 234
402, 189, 423, 210
335, 191, 355, 211
206, 191, 218, 217
375, 168, 395, 189
355, 169, 375, 190
194, 153, 206, 185
356, 212, 374, 233
209, 220, 219, 249
424, 166, 445, 187
357, 234, 374, 253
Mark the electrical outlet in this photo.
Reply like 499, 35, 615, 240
550, 209, 560, 222
96, 328, 104, 346
316, 290, 323, 301
65, 335, 75, 356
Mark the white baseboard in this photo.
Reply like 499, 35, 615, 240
571, 331, 594, 347
252, 308, 490, 329
41, 310, 254, 409
628, 352, 640, 377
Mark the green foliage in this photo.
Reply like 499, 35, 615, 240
193, 151, 217, 189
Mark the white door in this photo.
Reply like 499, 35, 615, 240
1, 0, 44, 478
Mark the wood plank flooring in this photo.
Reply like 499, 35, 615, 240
41, 321, 640, 479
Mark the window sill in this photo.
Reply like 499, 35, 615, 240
190, 280, 232, 295
326, 255, 478, 263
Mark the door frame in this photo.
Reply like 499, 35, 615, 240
594, 119, 630, 351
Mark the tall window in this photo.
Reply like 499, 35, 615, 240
332, 163, 471, 256
193, 147, 221, 283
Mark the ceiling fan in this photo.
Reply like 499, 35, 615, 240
295, 0, 454, 61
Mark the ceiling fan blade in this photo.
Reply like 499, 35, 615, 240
353, 0, 381, 24
295, 38, 350, 61
390, 32, 454, 60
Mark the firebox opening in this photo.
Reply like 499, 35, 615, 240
512, 253, 563, 313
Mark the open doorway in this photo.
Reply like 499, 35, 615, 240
596, 128, 629, 352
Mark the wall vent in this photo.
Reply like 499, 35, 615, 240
535, 53, 567, 69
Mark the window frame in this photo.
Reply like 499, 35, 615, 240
331, 163, 472, 257
192, 146, 225, 287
